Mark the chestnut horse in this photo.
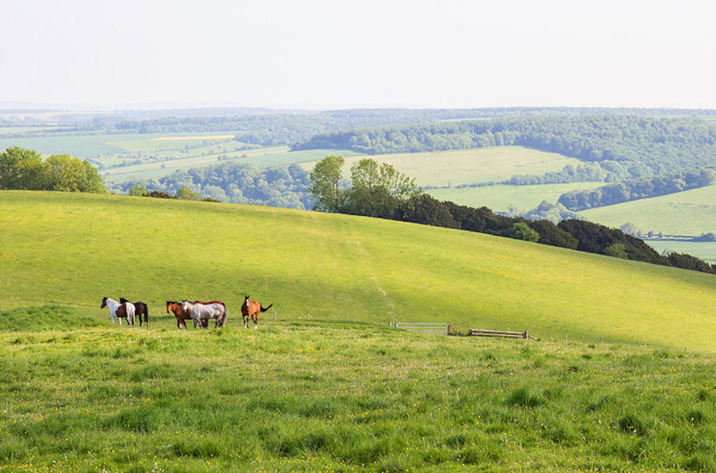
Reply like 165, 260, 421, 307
241, 295, 272, 329
120, 298, 149, 326
166, 301, 216, 328
101, 297, 135, 326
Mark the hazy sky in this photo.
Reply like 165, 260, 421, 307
1, 0, 714, 109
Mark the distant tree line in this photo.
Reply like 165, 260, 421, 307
557, 168, 715, 211
294, 115, 716, 181
0, 146, 105, 193
114, 162, 313, 210
309, 156, 715, 274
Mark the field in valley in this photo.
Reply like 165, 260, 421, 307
580, 184, 716, 236
0, 191, 714, 472
300, 146, 582, 187
427, 182, 603, 213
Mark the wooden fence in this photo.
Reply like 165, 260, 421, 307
470, 329, 536, 340
392, 322, 450, 336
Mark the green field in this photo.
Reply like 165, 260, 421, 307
580, 185, 716, 236
1, 318, 714, 473
646, 240, 716, 265
1, 192, 714, 473
1, 191, 713, 352
300, 146, 581, 187
427, 182, 603, 213
102, 148, 358, 182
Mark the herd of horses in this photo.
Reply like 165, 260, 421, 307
101, 295, 272, 329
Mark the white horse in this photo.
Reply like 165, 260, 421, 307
181, 300, 227, 328
101, 297, 136, 326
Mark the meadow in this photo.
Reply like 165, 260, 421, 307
0, 317, 714, 473
1, 191, 714, 352
299, 146, 582, 187
646, 241, 716, 265
427, 182, 603, 213
0, 191, 715, 472
579, 185, 716, 236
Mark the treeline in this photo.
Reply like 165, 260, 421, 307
308, 156, 714, 274
558, 168, 715, 211
293, 115, 716, 180
114, 162, 312, 210
0, 146, 105, 193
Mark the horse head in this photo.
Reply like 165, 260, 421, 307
100, 297, 108, 308
120, 297, 129, 304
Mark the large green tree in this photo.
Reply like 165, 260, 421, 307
0, 146, 46, 190
308, 155, 345, 211
44, 154, 105, 193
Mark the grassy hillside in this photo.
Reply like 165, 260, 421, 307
427, 182, 602, 213
580, 184, 716, 236
1, 191, 714, 352
300, 146, 581, 187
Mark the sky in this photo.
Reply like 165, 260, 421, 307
1, 0, 714, 110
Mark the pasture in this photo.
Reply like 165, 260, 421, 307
579, 184, 716, 237
101, 147, 359, 182
0, 314, 714, 472
646, 240, 716, 265
0, 191, 714, 352
300, 146, 582, 187
427, 182, 603, 213
0, 191, 714, 472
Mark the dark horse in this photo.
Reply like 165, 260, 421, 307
241, 295, 272, 329
121, 297, 149, 326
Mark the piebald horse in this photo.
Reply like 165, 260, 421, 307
241, 295, 272, 329
181, 300, 227, 329
101, 297, 135, 326
120, 297, 149, 326
166, 300, 209, 328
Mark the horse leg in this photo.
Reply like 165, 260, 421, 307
253, 314, 258, 329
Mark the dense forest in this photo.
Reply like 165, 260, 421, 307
294, 115, 716, 180
558, 168, 715, 210
113, 162, 312, 209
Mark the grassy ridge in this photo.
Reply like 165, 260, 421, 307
0, 191, 714, 352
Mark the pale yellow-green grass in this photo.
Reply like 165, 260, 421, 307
0, 191, 714, 352
300, 146, 581, 187
427, 182, 603, 212
580, 184, 716, 236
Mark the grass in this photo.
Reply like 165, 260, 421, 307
646, 241, 716, 265
300, 146, 582, 187
580, 184, 716, 236
427, 182, 603, 213
0, 318, 713, 472
0, 191, 714, 352
102, 147, 358, 182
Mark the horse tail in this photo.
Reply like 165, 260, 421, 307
221, 303, 227, 326
260, 303, 273, 312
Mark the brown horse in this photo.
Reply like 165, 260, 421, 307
115, 302, 136, 326
166, 301, 218, 328
241, 295, 272, 329
121, 298, 149, 326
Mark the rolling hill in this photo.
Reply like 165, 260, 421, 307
1, 191, 713, 352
